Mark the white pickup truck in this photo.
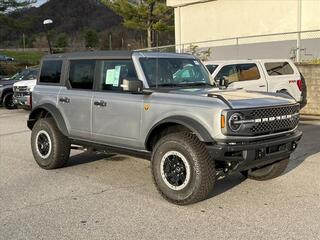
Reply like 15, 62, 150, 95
204, 59, 307, 108
13, 67, 39, 110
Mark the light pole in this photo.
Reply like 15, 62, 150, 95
43, 19, 53, 54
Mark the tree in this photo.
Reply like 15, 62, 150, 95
84, 29, 99, 48
0, 0, 36, 13
55, 32, 68, 48
102, 0, 173, 48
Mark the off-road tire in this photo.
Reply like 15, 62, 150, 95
3, 93, 17, 110
242, 158, 289, 181
31, 118, 70, 169
151, 132, 216, 205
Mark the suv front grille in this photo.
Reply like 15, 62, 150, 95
246, 104, 300, 135
223, 104, 300, 136
14, 86, 28, 92
248, 104, 300, 119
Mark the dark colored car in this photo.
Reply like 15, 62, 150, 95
0, 55, 14, 62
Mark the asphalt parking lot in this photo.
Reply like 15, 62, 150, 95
0, 108, 320, 240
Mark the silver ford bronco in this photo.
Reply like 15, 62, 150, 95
28, 51, 302, 205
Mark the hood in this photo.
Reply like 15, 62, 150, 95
167, 88, 296, 109
0, 79, 15, 86
13, 79, 37, 87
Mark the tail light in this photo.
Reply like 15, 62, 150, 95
297, 79, 303, 92
28, 93, 32, 109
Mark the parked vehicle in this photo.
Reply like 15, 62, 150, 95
28, 51, 302, 205
204, 59, 307, 108
0, 67, 38, 109
0, 55, 14, 62
13, 68, 39, 110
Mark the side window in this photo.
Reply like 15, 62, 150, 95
100, 60, 137, 91
206, 64, 218, 74
40, 60, 62, 83
265, 62, 294, 76
214, 65, 239, 83
238, 64, 260, 81
68, 60, 96, 90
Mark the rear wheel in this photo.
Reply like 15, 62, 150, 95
242, 158, 289, 181
31, 118, 70, 169
151, 132, 216, 205
3, 93, 17, 110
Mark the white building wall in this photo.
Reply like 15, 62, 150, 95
167, 0, 320, 46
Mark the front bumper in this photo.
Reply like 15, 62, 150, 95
207, 130, 302, 171
13, 95, 31, 108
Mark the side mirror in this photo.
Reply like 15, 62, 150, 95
219, 76, 229, 88
121, 78, 143, 93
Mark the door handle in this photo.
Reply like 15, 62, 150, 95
259, 85, 266, 88
94, 100, 107, 107
59, 97, 70, 103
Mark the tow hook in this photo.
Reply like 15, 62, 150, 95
292, 141, 298, 150
223, 161, 239, 174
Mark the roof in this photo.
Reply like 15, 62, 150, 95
43, 51, 195, 60
204, 59, 292, 64
44, 51, 133, 60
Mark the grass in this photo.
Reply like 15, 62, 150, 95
307, 59, 320, 64
0, 50, 44, 66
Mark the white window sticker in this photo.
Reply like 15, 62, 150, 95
105, 66, 122, 87
105, 69, 115, 85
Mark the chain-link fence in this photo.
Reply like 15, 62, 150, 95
136, 29, 320, 63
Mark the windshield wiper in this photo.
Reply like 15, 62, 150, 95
150, 83, 184, 88
150, 82, 214, 88
183, 82, 214, 87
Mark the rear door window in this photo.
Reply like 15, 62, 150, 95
40, 60, 62, 83
264, 62, 294, 76
238, 64, 260, 81
68, 60, 96, 90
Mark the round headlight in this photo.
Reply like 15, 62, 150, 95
228, 113, 243, 132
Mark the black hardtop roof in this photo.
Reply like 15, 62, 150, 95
42, 50, 194, 61
43, 51, 133, 60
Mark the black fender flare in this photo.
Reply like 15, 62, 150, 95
27, 103, 69, 136
145, 116, 214, 149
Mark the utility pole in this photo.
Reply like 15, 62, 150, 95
22, 33, 26, 52
43, 19, 53, 54
296, 0, 302, 63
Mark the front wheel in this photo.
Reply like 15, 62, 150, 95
31, 118, 71, 169
3, 93, 17, 110
242, 158, 289, 181
151, 132, 216, 205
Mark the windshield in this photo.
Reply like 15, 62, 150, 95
140, 58, 214, 88
22, 69, 39, 80
9, 68, 38, 81
9, 72, 23, 81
